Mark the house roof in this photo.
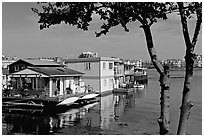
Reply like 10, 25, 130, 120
9, 59, 62, 66
11, 67, 84, 77
29, 67, 84, 76
2, 68, 9, 75
24, 59, 61, 66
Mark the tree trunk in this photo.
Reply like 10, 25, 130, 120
158, 65, 170, 135
177, 53, 195, 135
177, 2, 201, 134
142, 25, 170, 135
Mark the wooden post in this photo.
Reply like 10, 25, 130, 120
36, 75, 38, 90
32, 78, 34, 90
20, 75, 22, 89
49, 78, 53, 97
59, 77, 64, 95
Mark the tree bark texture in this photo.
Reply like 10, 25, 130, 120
143, 26, 170, 135
177, 2, 202, 135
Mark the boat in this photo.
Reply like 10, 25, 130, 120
133, 84, 145, 89
79, 93, 100, 100
3, 99, 44, 110
57, 97, 79, 106
133, 82, 145, 89
134, 67, 148, 83
134, 67, 147, 76
75, 93, 99, 104
121, 83, 127, 88
55, 93, 99, 113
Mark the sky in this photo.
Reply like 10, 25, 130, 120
2, 2, 202, 61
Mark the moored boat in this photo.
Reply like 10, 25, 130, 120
133, 81, 145, 89
55, 93, 100, 113
3, 99, 44, 110
133, 84, 145, 89
57, 97, 79, 106
79, 93, 100, 100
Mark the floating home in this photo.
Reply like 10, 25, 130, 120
64, 57, 121, 93
9, 67, 85, 97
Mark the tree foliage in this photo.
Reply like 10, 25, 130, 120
32, 2, 169, 36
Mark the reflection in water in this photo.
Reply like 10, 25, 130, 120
2, 87, 147, 135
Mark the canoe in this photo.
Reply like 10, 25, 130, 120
57, 97, 79, 106
80, 93, 100, 100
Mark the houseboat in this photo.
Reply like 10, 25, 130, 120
134, 67, 148, 83
64, 56, 119, 94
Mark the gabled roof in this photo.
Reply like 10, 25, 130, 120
11, 67, 84, 77
9, 59, 62, 66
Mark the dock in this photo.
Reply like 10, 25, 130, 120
2, 91, 101, 115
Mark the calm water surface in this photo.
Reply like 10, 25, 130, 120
2, 70, 202, 135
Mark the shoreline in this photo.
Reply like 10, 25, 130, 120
147, 67, 202, 71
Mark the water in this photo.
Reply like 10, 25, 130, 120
2, 70, 202, 135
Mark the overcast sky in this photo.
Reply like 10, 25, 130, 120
2, 2, 202, 61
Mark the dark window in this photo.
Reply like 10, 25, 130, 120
109, 63, 113, 70
85, 62, 91, 70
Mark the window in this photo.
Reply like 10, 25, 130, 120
109, 78, 114, 88
103, 62, 106, 70
14, 66, 19, 71
85, 62, 91, 70
20, 66, 25, 70
104, 79, 107, 87
109, 63, 113, 70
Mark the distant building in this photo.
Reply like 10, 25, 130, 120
2, 68, 10, 90
195, 54, 202, 68
2, 60, 16, 69
2, 55, 17, 89
64, 57, 119, 93
135, 60, 142, 68
164, 59, 183, 68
